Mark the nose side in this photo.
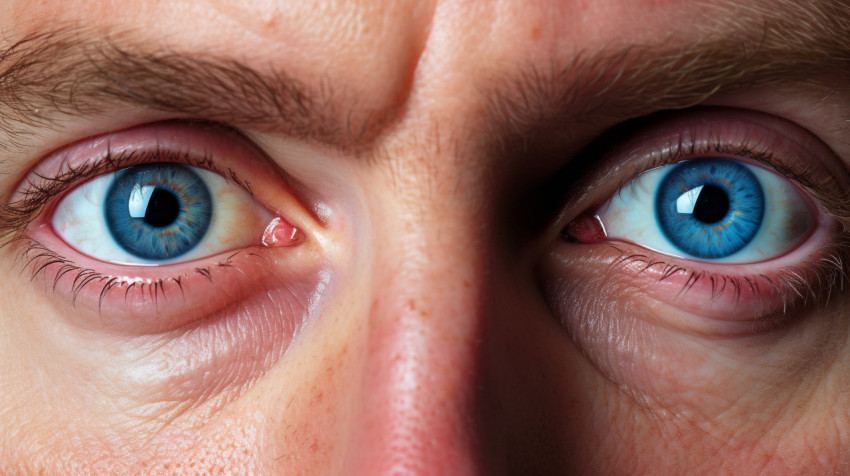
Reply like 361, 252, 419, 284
347, 174, 492, 474
353, 279, 485, 474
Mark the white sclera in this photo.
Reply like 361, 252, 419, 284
52, 166, 273, 265
597, 161, 813, 263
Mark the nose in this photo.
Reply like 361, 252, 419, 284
348, 173, 493, 474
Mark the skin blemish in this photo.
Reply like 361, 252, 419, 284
261, 216, 304, 248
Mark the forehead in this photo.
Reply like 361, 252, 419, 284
5, 0, 722, 45
2, 0, 732, 93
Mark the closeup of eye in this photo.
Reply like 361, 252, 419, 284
8, 121, 324, 339
556, 108, 849, 324
53, 162, 272, 265
596, 157, 814, 263
4, 121, 331, 405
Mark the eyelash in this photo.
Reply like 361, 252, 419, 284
609, 243, 849, 316
20, 240, 262, 312
569, 112, 850, 318
616, 133, 829, 210
4, 145, 264, 312
1, 146, 253, 242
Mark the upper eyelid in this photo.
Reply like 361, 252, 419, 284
0, 121, 293, 245
555, 108, 850, 226
15, 121, 258, 194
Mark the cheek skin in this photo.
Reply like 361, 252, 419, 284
539, 246, 850, 472
88, 267, 366, 474
0, 243, 335, 472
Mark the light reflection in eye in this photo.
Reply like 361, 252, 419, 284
52, 162, 273, 265
596, 158, 814, 263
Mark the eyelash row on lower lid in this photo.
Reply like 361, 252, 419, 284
610, 240, 849, 314
569, 118, 850, 319
6, 142, 311, 328
0, 147, 251, 243
8, 115, 850, 323
22, 241, 235, 308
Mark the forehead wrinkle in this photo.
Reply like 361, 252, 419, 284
483, 0, 850, 145
0, 26, 385, 154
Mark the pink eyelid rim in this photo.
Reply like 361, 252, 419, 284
20, 122, 262, 195
564, 108, 844, 267
22, 121, 304, 253
568, 208, 833, 273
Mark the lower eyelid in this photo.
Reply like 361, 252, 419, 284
548, 214, 843, 334
21, 226, 326, 335
40, 249, 334, 411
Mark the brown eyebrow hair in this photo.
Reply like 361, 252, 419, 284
484, 0, 850, 140
1, 1, 849, 158
0, 27, 363, 149
0, 3, 847, 245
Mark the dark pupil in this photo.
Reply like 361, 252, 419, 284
142, 188, 181, 227
692, 185, 729, 224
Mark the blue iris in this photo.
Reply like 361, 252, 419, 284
104, 163, 213, 260
655, 158, 764, 259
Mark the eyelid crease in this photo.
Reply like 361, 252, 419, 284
0, 147, 245, 246
0, 122, 260, 248
588, 108, 850, 232
550, 107, 850, 323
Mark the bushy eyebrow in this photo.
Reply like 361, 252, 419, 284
1, 1, 849, 160
484, 0, 850, 140
0, 28, 356, 149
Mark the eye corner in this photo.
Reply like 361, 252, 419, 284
562, 213, 607, 244
545, 109, 847, 330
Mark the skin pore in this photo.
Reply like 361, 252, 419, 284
1, 0, 850, 474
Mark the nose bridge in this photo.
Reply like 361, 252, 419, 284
350, 157, 490, 474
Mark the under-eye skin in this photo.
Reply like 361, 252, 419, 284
6, 121, 324, 337
561, 108, 850, 328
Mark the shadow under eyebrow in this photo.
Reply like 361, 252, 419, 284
0, 27, 370, 152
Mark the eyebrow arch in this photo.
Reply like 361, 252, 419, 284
0, 28, 364, 151
484, 1, 850, 140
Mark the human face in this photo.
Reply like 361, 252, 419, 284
1, 0, 849, 473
